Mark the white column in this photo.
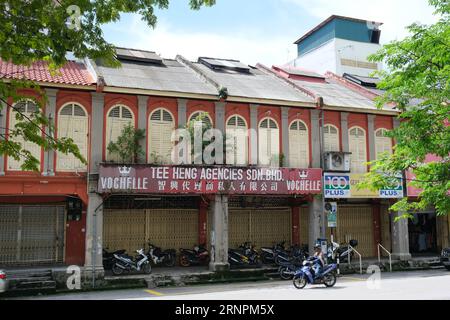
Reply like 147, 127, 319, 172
250, 104, 259, 165
391, 211, 412, 261
138, 95, 148, 163
341, 112, 349, 153
281, 107, 289, 167
42, 88, 57, 176
209, 195, 230, 271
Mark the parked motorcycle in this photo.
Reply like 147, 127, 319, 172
179, 244, 210, 267
228, 242, 260, 267
260, 241, 286, 265
112, 249, 151, 276
147, 243, 176, 267
328, 240, 358, 263
275, 244, 308, 265
293, 257, 337, 289
278, 260, 304, 280
103, 248, 126, 270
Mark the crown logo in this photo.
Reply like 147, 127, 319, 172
299, 170, 308, 179
119, 166, 132, 176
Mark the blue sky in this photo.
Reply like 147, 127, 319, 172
102, 0, 438, 66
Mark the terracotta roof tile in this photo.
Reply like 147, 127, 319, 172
0, 60, 95, 86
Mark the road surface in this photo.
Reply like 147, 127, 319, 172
8, 269, 450, 300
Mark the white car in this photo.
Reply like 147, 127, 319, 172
0, 270, 7, 293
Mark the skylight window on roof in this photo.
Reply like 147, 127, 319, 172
115, 48, 163, 65
198, 57, 250, 73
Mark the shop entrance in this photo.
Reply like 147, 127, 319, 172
0, 205, 65, 266
408, 212, 438, 255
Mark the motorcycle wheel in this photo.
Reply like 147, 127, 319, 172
164, 254, 176, 267
280, 267, 293, 280
261, 253, 272, 265
143, 263, 152, 274
293, 276, 307, 289
180, 254, 191, 267
112, 264, 124, 276
323, 274, 337, 288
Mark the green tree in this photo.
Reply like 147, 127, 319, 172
360, 0, 450, 217
107, 124, 145, 164
0, 0, 215, 171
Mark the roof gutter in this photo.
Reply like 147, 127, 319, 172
176, 55, 224, 100
256, 63, 318, 101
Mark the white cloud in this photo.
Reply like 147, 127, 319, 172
115, 16, 295, 66
283, 0, 439, 43
109, 1, 441, 66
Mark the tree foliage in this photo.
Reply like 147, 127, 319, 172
360, 0, 450, 217
0, 0, 215, 171
107, 124, 145, 164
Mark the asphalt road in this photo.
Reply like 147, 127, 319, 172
9, 269, 450, 300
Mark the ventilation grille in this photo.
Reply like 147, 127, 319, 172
227, 116, 246, 127
109, 106, 133, 119
260, 119, 278, 129
290, 120, 307, 131
151, 109, 173, 122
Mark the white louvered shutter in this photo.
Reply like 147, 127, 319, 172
375, 129, 392, 159
106, 105, 134, 162
56, 104, 88, 171
226, 115, 248, 165
324, 125, 340, 152
189, 112, 212, 127
8, 101, 42, 171
349, 127, 367, 173
149, 109, 175, 164
259, 119, 279, 167
289, 120, 309, 168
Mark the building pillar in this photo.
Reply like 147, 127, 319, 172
138, 95, 148, 163
292, 207, 300, 245
250, 104, 259, 166
368, 114, 376, 162
308, 196, 324, 254
391, 211, 412, 261
177, 99, 187, 127
373, 203, 382, 256
0, 99, 6, 175
281, 107, 289, 167
310, 109, 321, 168
90, 93, 104, 172
42, 88, 57, 176
209, 195, 229, 271
341, 112, 349, 152
84, 192, 104, 275
215, 102, 225, 133
199, 200, 208, 245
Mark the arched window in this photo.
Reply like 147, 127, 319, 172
148, 108, 175, 164
349, 126, 367, 173
258, 118, 279, 167
375, 128, 392, 159
289, 120, 309, 168
188, 111, 212, 127
323, 124, 340, 152
226, 115, 248, 165
8, 100, 41, 171
57, 103, 88, 171
105, 105, 134, 162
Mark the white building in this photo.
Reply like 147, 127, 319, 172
289, 15, 383, 77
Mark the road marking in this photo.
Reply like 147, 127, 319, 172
340, 276, 366, 282
145, 289, 164, 296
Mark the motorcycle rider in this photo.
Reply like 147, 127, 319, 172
313, 244, 325, 278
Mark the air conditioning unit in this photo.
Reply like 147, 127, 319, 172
324, 152, 351, 172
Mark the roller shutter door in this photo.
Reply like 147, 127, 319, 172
380, 204, 392, 255
103, 209, 198, 254
0, 206, 65, 266
229, 209, 291, 249
335, 205, 375, 258
299, 206, 309, 246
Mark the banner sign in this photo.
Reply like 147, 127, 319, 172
324, 173, 403, 199
326, 202, 338, 228
98, 165, 322, 195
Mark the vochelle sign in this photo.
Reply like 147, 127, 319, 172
324, 173, 404, 199
98, 165, 323, 195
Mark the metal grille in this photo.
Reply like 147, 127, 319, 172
103, 209, 198, 254
0, 206, 65, 266
229, 209, 291, 249
334, 205, 375, 258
